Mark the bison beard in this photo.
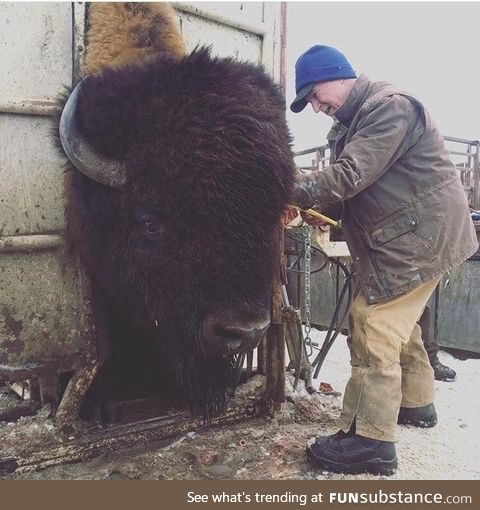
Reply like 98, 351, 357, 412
176, 342, 242, 419
57, 15, 294, 419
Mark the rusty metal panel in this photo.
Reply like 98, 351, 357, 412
0, 2, 284, 418
0, 2, 93, 389
0, 249, 87, 372
436, 256, 480, 354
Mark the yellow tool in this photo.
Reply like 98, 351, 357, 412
297, 207, 339, 227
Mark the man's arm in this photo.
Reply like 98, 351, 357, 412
292, 95, 424, 208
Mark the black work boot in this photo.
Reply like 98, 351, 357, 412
432, 361, 456, 381
306, 432, 397, 476
397, 403, 437, 428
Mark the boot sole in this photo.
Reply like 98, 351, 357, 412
306, 446, 397, 476
397, 418, 437, 428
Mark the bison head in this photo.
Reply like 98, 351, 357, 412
59, 48, 294, 417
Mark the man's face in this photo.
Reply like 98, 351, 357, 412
307, 81, 344, 116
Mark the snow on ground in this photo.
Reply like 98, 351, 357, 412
2, 329, 478, 480
307, 329, 480, 480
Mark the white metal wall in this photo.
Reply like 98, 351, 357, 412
0, 1, 284, 373
0, 1, 283, 238
0, 2, 71, 236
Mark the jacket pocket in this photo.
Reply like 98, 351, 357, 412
369, 212, 419, 246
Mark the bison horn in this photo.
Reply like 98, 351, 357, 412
59, 78, 127, 188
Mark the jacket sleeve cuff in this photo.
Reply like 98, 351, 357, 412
291, 171, 326, 208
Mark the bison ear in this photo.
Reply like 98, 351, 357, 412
59, 77, 127, 189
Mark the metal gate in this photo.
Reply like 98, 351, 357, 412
292, 136, 480, 353
0, 1, 286, 419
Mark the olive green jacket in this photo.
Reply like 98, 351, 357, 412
294, 74, 478, 304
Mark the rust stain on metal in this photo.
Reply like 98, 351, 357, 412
55, 362, 100, 424
1, 305, 23, 340
264, 228, 286, 411
3, 400, 262, 475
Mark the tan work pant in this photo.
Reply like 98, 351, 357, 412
337, 275, 441, 442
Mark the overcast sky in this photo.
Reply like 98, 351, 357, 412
285, 1, 480, 152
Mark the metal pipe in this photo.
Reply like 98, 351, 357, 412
281, 285, 290, 307
294, 144, 329, 157
450, 150, 476, 157
279, 2, 287, 96
445, 135, 480, 145
72, 2, 88, 85
297, 140, 478, 158
0, 98, 58, 117
0, 364, 45, 382
265, 226, 286, 411
474, 142, 480, 209
0, 235, 63, 253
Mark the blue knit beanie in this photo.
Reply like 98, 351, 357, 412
290, 45, 357, 113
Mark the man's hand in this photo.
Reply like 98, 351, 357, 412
281, 205, 300, 226
301, 208, 330, 231
281, 205, 331, 231
291, 170, 318, 209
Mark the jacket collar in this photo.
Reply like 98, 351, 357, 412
334, 74, 372, 125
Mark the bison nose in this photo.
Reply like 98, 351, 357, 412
202, 314, 270, 356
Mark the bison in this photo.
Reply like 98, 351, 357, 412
57, 3, 294, 418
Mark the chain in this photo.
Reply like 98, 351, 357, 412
303, 225, 313, 355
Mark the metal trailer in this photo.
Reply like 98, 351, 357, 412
292, 137, 480, 354
0, 2, 287, 428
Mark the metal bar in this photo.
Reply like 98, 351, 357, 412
55, 363, 101, 424
0, 98, 58, 116
265, 227, 286, 411
298, 141, 478, 158
279, 3, 287, 95
54, 266, 102, 423
294, 144, 329, 157
265, 323, 285, 412
0, 235, 63, 253
0, 364, 46, 382
256, 335, 267, 375
72, 2, 88, 85
467, 144, 473, 171
320, 147, 326, 169
173, 3, 267, 36
259, 3, 276, 79
474, 142, 480, 209
450, 150, 475, 157
433, 284, 440, 342
445, 136, 480, 145
2, 400, 263, 475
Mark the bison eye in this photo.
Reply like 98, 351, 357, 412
143, 218, 165, 237
144, 219, 159, 233
135, 209, 166, 239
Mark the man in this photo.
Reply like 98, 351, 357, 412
290, 45, 477, 475
328, 121, 457, 383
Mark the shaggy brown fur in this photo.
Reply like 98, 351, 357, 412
59, 3, 295, 419
84, 2, 186, 75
